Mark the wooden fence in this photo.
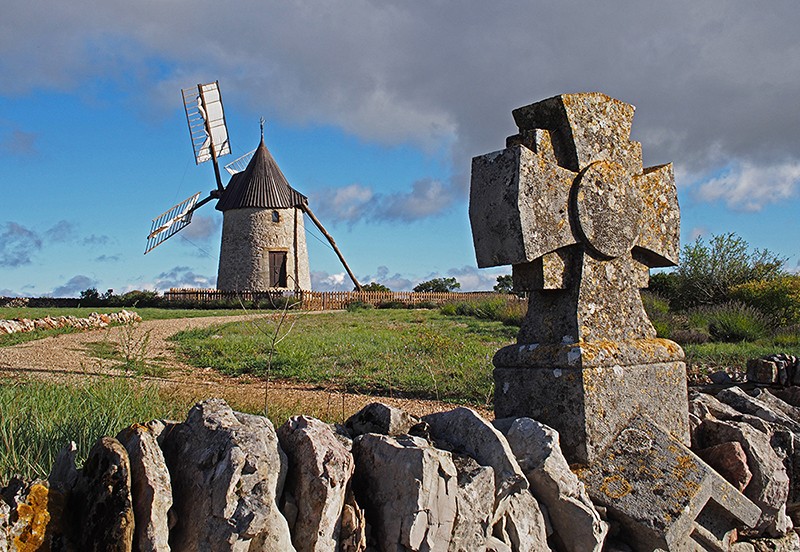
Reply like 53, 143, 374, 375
162, 288, 521, 311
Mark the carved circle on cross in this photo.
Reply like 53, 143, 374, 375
574, 160, 643, 259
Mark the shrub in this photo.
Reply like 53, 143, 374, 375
700, 302, 768, 342
346, 300, 373, 312
670, 329, 710, 345
360, 282, 391, 292
731, 275, 800, 327
651, 233, 785, 309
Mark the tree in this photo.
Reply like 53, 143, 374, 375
650, 232, 786, 309
494, 274, 514, 294
80, 287, 100, 300
360, 282, 391, 292
413, 277, 460, 293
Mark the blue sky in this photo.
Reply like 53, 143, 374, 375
2, 1, 800, 296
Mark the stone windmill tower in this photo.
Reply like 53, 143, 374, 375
215, 134, 311, 291
145, 81, 361, 292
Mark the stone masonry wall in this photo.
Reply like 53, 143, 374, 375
217, 207, 311, 292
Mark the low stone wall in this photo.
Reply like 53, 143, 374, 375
0, 310, 141, 336
3, 391, 800, 550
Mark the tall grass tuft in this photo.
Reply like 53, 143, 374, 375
0, 377, 190, 484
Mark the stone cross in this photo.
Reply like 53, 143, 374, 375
470, 93, 760, 549
470, 92, 680, 345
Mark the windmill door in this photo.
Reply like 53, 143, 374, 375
268, 251, 288, 288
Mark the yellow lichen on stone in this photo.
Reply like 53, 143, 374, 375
12, 483, 50, 552
600, 474, 632, 500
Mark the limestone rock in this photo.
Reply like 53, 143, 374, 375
701, 418, 790, 531
697, 441, 753, 492
72, 436, 135, 552
751, 388, 800, 422
117, 422, 173, 552
4, 479, 53, 552
48, 441, 79, 494
353, 433, 457, 551
449, 454, 495, 552
0, 492, 8, 552
160, 398, 294, 551
277, 415, 354, 552
344, 402, 418, 437
339, 488, 367, 552
717, 387, 800, 433
491, 490, 551, 552
501, 417, 608, 552
423, 407, 528, 512
750, 530, 800, 551
689, 390, 742, 421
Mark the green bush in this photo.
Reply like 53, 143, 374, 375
699, 302, 768, 342
440, 298, 526, 327
731, 275, 800, 327
641, 292, 674, 338
346, 300, 373, 312
650, 233, 785, 309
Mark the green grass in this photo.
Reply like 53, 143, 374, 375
684, 340, 800, 380
0, 307, 275, 321
171, 309, 517, 405
0, 377, 193, 484
0, 307, 276, 348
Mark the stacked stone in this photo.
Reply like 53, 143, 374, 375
747, 354, 800, 386
691, 385, 800, 550
0, 310, 141, 336
0, 399, 610, 552
0, 298, 28, 308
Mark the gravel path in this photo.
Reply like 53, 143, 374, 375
0, 314, 487, 420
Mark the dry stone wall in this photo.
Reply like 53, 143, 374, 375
0, 310, 141, 336
4, 391, 800, 550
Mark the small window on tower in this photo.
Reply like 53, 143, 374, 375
272, 210, 280, 223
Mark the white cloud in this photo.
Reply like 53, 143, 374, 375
310, 271, 350, 291
313, 178, 456, 225
2, 1, 800, 217
693, 161, 800, 211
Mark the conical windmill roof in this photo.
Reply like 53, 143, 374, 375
216, 139, 307, 211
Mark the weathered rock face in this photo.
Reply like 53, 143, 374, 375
71, 436, 135, 552
499, 417, 608, 552
352, 433, 457, 551
700, 418, 790, 531
160, 398, 294, 551
278, 415, 354, 552
491, 489, 551, 552
697, 441, 753, 492
117, 422, 173, 552
423, 407, 528, 510
449, 455, 495, 552
345, 402, 419, 437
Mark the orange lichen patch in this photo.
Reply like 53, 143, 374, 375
12, 483, 50, 552
599, 474, 632, 500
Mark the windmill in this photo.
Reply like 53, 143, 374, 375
145, 81, 362, 292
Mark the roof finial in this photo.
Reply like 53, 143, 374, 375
259, 117, 265, 142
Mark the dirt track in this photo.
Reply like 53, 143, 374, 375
0, 314, 487, 421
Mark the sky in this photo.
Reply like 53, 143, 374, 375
2, 1, 800, 296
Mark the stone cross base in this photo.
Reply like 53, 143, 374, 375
493, 338, 690, 465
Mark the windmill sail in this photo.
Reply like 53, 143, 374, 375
224, 149, 256, 175
182, 82, 231, 165
145, 192, 202, 254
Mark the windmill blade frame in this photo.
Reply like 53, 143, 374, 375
145, 191, 204, 254
181, 81, 232, 166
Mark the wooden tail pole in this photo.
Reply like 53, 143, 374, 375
301, 205, 362, 291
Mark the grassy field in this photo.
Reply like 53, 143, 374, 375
0, 377, 191, 484
170, 309, 517, 405
0, 307, 276, 347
